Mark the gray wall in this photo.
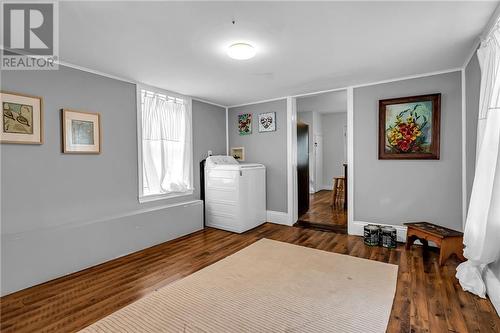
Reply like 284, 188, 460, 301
322, 112, 347, 187
297, 90, 347, 113
1, 66, 225, 295
228, 100, 287, 213
465, 54, 480, 209
353, 71, 463, 230
192, 100, 227, 199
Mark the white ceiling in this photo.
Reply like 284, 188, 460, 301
60, 1, 498, 106
297, 90, 347, 114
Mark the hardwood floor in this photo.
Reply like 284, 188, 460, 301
297, 190, 347, 232
1, 223, 499, 333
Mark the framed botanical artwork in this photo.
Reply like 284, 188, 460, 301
258, 112, 276, 132
379, 93, 441, 160
62, 109, 101, 154
238, 113, 252, 135
1, 91, 43, 144
231, 147, 245, 161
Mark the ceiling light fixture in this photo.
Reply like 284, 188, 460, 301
227, 43, 256, 60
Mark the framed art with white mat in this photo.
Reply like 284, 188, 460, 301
62, 109, 101, 154
1, 91, 43, 144
258, 112, 276, 132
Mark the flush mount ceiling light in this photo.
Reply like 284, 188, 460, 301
227, 43, 256, 60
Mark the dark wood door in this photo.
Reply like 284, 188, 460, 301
297, 122, 309, 217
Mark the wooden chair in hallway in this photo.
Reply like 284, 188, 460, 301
331, 176, 345, 208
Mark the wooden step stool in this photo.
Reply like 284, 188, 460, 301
331, 176, 345, 208
404, 222, 465, 266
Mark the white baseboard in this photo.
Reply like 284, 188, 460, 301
485, 265, 500, 316
266, 211, 291, 226
350, 220, 408, 243
350, 220, 441, 247
321, 184, 333, 191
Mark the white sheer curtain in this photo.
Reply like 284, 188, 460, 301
456, 23, 500, 298
141, 89, 192, 197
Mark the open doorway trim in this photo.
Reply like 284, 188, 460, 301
286, 97, 298, 225
346, 87, 354, 234
286, 88, 350, 228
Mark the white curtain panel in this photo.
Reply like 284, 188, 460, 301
456, 24, 500, 298
142, 90, 192, 195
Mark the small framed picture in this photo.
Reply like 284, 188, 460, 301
238, 113, 252, 135
231, 147, 245, 161
62, 109, 101, 154
258, 112, 276, 132
1, 91, 43, 144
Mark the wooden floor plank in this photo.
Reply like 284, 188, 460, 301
1, 223, 499, 333
297, 190, 347, 230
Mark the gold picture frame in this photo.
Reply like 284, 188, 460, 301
1, 91, 43, 144
62, 109, 101, 154
379, 93, 441, 160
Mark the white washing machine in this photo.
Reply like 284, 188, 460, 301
204, 156, 266, 233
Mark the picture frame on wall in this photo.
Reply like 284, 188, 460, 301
379, 93, 441, 160
1, 91, 43, 144
231, 147, 245, 161
62, 109, 101, 154
258, 112, 276, 132
238, 113, 252, 135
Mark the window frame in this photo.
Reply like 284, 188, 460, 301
136, 84, 194, 203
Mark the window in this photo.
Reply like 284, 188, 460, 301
137, 85, 193, 202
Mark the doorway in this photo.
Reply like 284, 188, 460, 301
297, 122, 310, 216
293, 90, 348, 233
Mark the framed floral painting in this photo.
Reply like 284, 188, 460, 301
238, 113, 252, 135
379, 93, 440, 160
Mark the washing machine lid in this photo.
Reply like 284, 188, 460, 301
206, 155, 239, 170
239, 163, 265, 169
205, 156, 264, 170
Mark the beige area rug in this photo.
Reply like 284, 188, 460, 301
80, 239, 398, 333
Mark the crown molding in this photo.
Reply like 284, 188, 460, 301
229, 67, 462, 108
60, 60, 229, 108
228, 96, 287, 109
